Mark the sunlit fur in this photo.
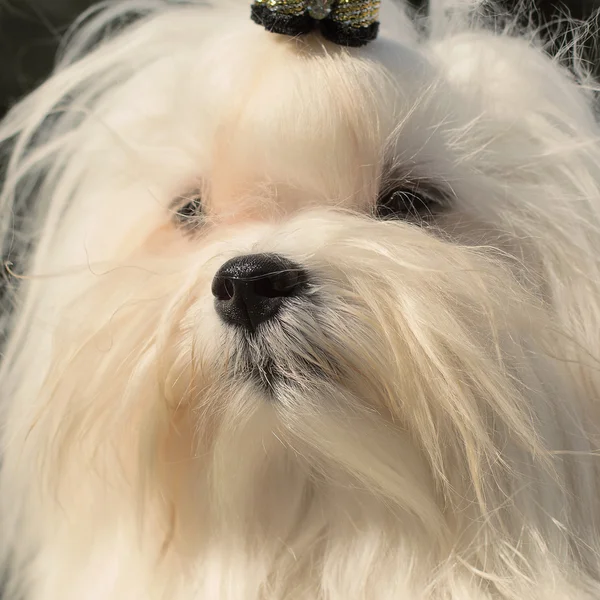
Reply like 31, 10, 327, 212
1, 0, 600, 598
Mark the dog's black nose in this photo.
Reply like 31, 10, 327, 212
212, 253, 307, 331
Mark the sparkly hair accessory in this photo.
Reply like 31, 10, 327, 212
251, 0, 381, 47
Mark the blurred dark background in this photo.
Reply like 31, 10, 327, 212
0, 0, 599, 118
0, 0, 96, 116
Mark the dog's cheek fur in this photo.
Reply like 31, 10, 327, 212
2, 2, 600, 600
428, 30, 600, 357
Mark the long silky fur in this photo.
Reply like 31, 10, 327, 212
2, 0, 600, 599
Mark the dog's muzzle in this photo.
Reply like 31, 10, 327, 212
212, 253, 309, 332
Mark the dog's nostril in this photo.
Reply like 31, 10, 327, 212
211, 276, 235, 301
212, 253, 308, 331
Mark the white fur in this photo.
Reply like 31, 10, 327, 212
2, 0, 600, 598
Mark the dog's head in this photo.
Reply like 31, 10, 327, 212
2, 1, 600, 597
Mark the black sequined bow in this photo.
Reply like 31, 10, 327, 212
251, 0, 381, 47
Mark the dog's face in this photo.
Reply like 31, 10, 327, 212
3, 3, 600, 598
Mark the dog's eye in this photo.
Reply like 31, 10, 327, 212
172, 191, 203, 227
376, 187, 440, 220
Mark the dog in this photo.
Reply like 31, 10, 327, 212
1, 0, 600, 598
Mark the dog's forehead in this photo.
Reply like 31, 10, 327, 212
92, 23, 449, 208
200, 29, 434, 125
108, 24, 433, 132
201, 31, 439, 190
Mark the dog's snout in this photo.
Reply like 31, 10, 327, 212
212, 253, 307, 331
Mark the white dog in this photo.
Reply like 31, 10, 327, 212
2, 0, 600, 598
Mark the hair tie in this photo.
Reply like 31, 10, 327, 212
251, 0, 381, 47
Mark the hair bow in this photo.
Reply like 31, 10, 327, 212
251, 0, 381, 47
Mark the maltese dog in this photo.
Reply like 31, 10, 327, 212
2, 0, 600, 598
